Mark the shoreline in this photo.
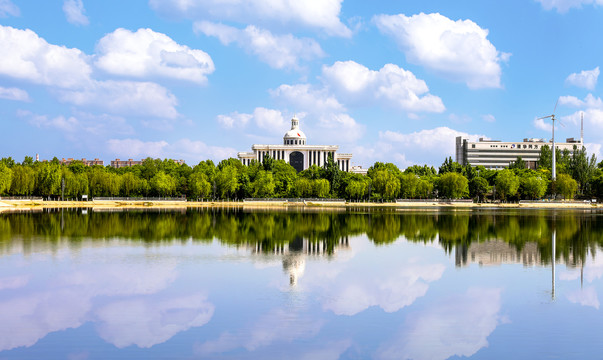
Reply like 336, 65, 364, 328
0, 199, 599, 212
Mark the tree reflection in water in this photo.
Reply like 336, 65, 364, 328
1, 208, 601, 268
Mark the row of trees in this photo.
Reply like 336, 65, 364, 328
0, 144, 602, 201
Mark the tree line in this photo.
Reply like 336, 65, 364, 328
0, 144, 602, 201
1, 208, 600, 266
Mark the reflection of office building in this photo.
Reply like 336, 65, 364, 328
455, 240, 583, 268
455, 136, 581, 169
237, 116, 356, 173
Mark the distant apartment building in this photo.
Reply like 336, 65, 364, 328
110, 158, 186, 168
60, 158, 104, 166
455, 136, 582, 169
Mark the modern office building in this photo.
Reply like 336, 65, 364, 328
455, 136, 582, 169
237, 116, 355, 172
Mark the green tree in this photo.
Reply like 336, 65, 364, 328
294, 177, 313, 197
323, 153, 341, 196
251, 170, 276, 198
371, 170, 400, 199
9, 165, 35, 196
399, 173, 420, 198
439, 156, 463, 174
519, 175, 547, 200
188, 172, 211, 199
0, 163, 12, 195
416, 179, 434, 199
215, 165, 239, 199
509, 156, 526, 170
121, 172, 140, 197
469, 176, 489, 202
313, 179, 330, 198
150, 171, 177, 197
437, 172, 469, 199
272, 161, 297, 197
495, 169, 520, 201
569, 146, 598, 195
554, 173, 578, 200
36, 162, 61, 197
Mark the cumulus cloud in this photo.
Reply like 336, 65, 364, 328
95, 295, 214, 348
63, 0, 89, 26
150, 0, 351, 37
557, 94, 603, 156
215, 107, 286, 135
534, 117, 553, 132
375, 13, 510, 89
57, 80, 179, 119
0, 25, 92, 88
0, 86, 29, 101
95, 28, 214, 84
482, 114, 496, 123
0, 260, 190, 351
536, 0, 603, 13
566, 287, 600, 309
566, 67, 599, 90
0, 0, 19, 17
217, 112, 253, 129
377, 288, 503, 360
194, 22, 324, 70
195, 309, 323, 355
271, 84, 344, 113
17, 109, 134, 141
107, 138, 236, 162
377, 127, 486, 167
322, 61, 445, 112
316, 113, 365, 144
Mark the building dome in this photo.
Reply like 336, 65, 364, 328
283, 116, 307, 145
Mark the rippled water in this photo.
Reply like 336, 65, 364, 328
1, 208, 602, 359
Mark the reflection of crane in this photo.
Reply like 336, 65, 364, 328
537, 101, 559, 181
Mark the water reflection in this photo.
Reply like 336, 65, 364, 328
1, 208, 603, 359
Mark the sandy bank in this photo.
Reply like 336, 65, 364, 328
0, 199, 599, 212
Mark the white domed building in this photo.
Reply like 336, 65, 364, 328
237, 116, 354, 173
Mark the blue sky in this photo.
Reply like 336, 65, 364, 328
1, 0, 602, 168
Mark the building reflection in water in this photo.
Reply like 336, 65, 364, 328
248, 236, 351, 286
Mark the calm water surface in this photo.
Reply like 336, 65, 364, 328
1, 208, 603, 359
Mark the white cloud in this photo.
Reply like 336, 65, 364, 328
566, 287, 600, 309
534, 117, 553, 132
57, 80, 179, 119
150, 0, 351, 37
107, 138, 236, 162
566, 67, 599, 90
217, 112, 253, 129
63, 0, 89, 26
19, 109, 133, 136
375, 13, 509, 89
322, 61, 445, 113
0, 275, 28, 290
0, 0, 19, 17
0, 86, 29, 101
194, 22, 324, 70
95, 28, 214, 84
271, 84, 344, 113
0, 25, 92, 88
316, 113, 365, 144
377, 127, 486, 167
377, 288, 503, 360
195, 309, 323, 355
253, 107, 286, 131
536, 0, 603, 13
557, 94, 603, 152
482, 114, 496, 123
0, 260, 186, 351
95, 294, 214, 348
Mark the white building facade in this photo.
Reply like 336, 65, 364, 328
456, 136, 582, 169
238, 116, 354, 172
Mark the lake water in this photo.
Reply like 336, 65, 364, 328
1, 208, 602, 359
